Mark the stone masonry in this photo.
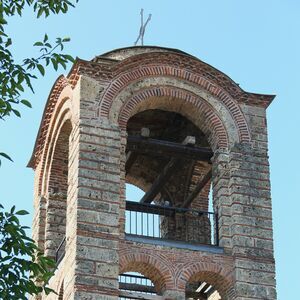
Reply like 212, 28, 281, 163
29, 46, 277, 299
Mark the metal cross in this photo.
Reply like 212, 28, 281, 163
134, 9, 152, 46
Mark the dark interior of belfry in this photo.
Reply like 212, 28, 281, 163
120, 109, 222, 299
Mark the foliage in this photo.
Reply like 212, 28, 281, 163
0, 0, 78, 298
0, 204, 56, 299
0, 0, 78, 121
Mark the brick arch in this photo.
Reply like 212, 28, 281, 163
38, 83, 74, 195
30, 76, 71, 168
99, 61, 251, 144
119, 86, 229, 150
178, 262, 235, 300
119, 250, 175, 293
40, 106, 73, 196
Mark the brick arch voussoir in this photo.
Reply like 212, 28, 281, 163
119, 250, 175, 293
99, 64, 251, 143
35, 76, 70, 168
178, 261, 235, 299
118, 86, 229, 150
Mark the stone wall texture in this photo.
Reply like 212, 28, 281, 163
29, 46, 276, 300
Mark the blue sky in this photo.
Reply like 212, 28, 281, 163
0, 1, 299, 298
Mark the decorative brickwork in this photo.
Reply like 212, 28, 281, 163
30, 46, 276, 300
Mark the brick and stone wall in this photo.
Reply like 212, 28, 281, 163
29, 46, 276, 300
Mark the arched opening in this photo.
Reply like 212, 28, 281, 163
44, 120, 72, 262
184, 269, 235, 300
119, 272, 158, 299
119, 254, 171, 298
186, 281, 221, 300
124, 109, 218, 246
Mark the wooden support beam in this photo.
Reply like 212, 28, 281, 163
127, 135, 212, 161
140, 157, 182, 204
206, 287, 217, 298
200, 283, 211, 294
139, 136, 196, 204
126, 151, 138, 174
181, 169, 212, 208
119, 291, 163, 300
119, 282, 156, 294
126, 201, 176, 216
185, 291, 208, 299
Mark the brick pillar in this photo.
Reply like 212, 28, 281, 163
66, 118, 120, 299
212, 150, 232, 250
229, 143, 276, 299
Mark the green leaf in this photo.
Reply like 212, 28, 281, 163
37, 64, 45, 76
63, 54, 75, 62
10, 205, 16, 214
12, 109, 21, 117
5, 38, 12, 47
51, 58, 58, 71
15, 210, 29, 216
20, 99, 32, 108
33, 41, 43, 47
0, 152, 13, 162
37, 8, 44, 18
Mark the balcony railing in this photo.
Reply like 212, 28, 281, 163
119, 273, 158, 300
55, 236, 66, 265
125, 201, 219, 246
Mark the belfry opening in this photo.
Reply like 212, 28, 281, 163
124, 109, 216, 247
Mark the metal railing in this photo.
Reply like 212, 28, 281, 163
119, 273, 157, 299
55, 236, 66, 265
125, 201, 219, 246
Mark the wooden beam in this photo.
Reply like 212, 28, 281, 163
206, 287, 217, 298
126, 151, 138, 174
127, 136, 212, 161
119, 282, 156, 294
139, 136, 196, 204
181, 169, 212, 208
119, 291, 163, 300
185, 291, 208, 299
200, 283, 211, 294
140, 157, 182, 204
126, 201, 175, 217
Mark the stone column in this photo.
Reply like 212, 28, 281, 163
67, 117, 121, 300
228, 143, 276, 300
212, 150, 232, 251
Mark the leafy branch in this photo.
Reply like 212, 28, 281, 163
0, 204, 56, 299
0, 0, 78, 164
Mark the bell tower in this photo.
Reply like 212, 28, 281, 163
29, 47, 277, 299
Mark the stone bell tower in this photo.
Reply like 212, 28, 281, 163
29, 46, 277, 300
